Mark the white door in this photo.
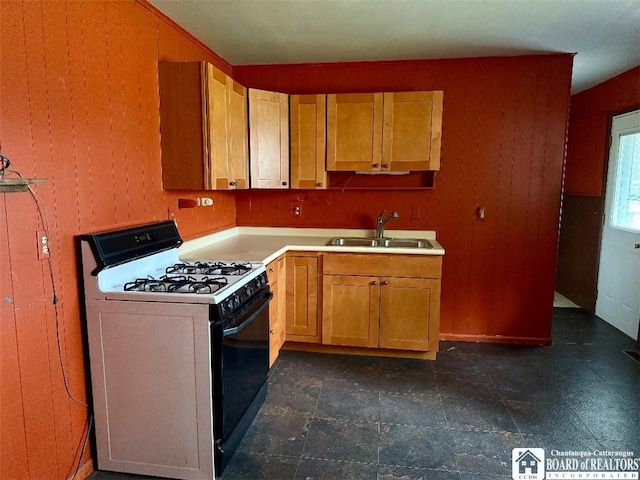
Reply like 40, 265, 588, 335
596, 110, 640, 340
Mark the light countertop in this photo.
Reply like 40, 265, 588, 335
179, 227, 445, 265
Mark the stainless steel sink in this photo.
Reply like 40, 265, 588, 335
381, 238, 433, 249
328, 237, 434, 249
329, 237, 381, 247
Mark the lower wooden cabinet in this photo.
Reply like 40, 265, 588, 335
378, 277, 440, 351
286, 253, 321, 343
267, 255, 286, 366
271, 251, 441, 356
322, 254, 441, 352
323, 275, 379, 348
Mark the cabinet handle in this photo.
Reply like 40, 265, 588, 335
381, 280, 389, 285
316, 182, 322, 187
372, 163, 379, 168
269, 329, 274, 335
269, 267, 274, 272
382, 164, 389, 169
229, 181, 236, 186
372, 280, 378, 286
282, 181, 288, 186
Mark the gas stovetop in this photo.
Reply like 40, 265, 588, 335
80, 221, 267, 307
97, 257, 267, 305
124, 275, 231, 295
124, 261, 256, 294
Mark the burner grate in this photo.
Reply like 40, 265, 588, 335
124, 275, 228, 294
166, 261, 252, 276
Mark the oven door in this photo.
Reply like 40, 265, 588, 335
213, 288, 272, 441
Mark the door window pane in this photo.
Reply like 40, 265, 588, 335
611, 132, 640, 233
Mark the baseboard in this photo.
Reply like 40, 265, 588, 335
439, 333, 551, 346
282, 342, 438, 360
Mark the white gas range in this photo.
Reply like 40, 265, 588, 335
79, 220, 271, 479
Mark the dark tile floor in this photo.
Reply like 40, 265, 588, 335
88, 308, 639, 480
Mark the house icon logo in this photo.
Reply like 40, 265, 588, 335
512, 448, 545, 480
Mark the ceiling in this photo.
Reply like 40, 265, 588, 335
149, 0, 640, 93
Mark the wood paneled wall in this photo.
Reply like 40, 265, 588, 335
0, 2, 235, 479
564, 66, 640, 197
556, 66, 640, 310
234, 54, 574, 344
0, 1, 585, 477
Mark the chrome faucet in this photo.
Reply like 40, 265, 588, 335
375, 210, 399, 238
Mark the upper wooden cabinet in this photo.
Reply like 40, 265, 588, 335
225, 75, 250, 189
158, 62, 248, 190
327, 93, 383, 171
290, 95, 327, 189
248, 89, 290, 189
327, 91, 443, 172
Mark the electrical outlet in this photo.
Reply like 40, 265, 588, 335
293, 205, 302, 217
37, 230, 50, 260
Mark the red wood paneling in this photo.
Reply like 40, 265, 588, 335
564, 114, 608, 196
0, 198, 29, 480
556, 66, 640, 309
564, 66, 640, 196
570, 67, 640, 121
234, 54, 573, 343
0, 1, 236, 479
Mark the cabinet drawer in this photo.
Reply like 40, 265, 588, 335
323, 253, 442, 278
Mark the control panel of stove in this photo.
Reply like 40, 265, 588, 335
218, 272, 269, 316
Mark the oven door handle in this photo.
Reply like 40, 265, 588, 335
222, 291, 273, 337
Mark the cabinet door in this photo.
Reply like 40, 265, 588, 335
286, 255, 320, 341
322, 275, 379, 348
379, 277, 440, 351
267, 257, 287, 366
269, 280, 285, 367
327, 93, 383, 171
268, 273, 280, 367
227, 77, 249, 189
249, 89, 290, 188
158, 62, 207, 190
290, 95, 327, 189
205, 64, 231, 189
382, 91, 443, 171
277, 256, 287, 325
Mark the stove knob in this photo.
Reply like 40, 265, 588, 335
244, 286, 253, 296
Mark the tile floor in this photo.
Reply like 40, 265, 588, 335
88, 308, 639, 480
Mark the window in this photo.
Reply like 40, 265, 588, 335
610, 130, 640, 233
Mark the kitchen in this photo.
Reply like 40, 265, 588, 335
1, 1, 638, 480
